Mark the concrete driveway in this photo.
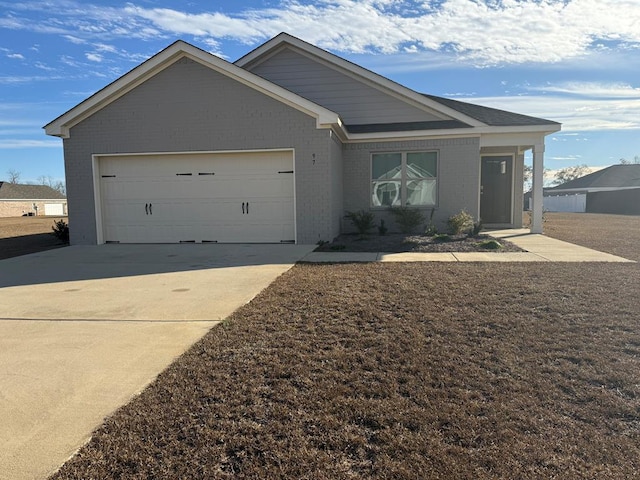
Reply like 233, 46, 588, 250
0, 243, 314, 480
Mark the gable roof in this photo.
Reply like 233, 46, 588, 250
45, 33, 560, 141
0, 182, 66, 200
44, 40, 341, 138
547, 164, 640, 191
422, 94, 560, 128
236, 33, 560, 134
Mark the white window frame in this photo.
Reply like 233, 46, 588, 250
370, 151, 438, 208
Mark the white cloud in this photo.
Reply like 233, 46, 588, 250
0, 139, 61, 148
7, 53, 25, 60
85, 52, 103, 62
527, 82, 640, 98
3, 1, 640, 66
468, 93, 640, 132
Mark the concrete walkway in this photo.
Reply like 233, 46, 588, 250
302, 229, 635, 263
0, 243, 315, 480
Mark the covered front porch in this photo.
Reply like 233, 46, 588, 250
479, 131, 555, 233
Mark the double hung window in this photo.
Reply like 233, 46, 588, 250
371, 151, 437, 207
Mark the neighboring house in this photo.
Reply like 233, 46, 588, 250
0, 182, 67, 218
526, 165, 640, 214
44, 33, 560, 245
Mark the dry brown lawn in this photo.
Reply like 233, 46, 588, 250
0, 216, 68, 259
50, 213, 640, 479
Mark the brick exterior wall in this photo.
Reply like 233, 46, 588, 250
63, 58, 335, 245
0, 201, 68, 218
343, 137, 481, 233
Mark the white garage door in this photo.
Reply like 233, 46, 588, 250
98, 151, 295, 243
44, 203, 65, 216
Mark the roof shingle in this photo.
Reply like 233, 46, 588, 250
422, 94, 560, 127
0, 182, 66, 200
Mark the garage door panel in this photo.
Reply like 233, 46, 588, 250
99, 151, 294, 244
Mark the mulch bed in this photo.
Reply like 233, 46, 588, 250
315, 233, 523, 253
50, 214, 640, 479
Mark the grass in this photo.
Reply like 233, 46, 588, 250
50, 213, 640, 479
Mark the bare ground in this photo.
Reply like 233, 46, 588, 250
0, 216, 68, 260
48, 213, 640, 479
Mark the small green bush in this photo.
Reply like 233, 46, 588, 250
433, 233, 451, 243
478, 239, 502, 250
447, 210, 474, 235
51, 219, 69, 243
378, 219, 388, 236
424, 209, 438, 236
472, 220, 483, 236
390, 207, 425, 234
345, 210, 375, 235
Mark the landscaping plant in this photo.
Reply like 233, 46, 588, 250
389, 206, 425, 233
51, 219, 69, 243
447, 210, 474, 235
344, 210, 375, 235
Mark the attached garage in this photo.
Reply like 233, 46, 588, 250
95, 150, 295, 244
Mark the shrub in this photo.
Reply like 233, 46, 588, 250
433, 233, 451, 243
344, 210, 375, 235
389, 207, 425, 234
447, 210, 474, 235
478, 239, 502, 250
378, 219, 388, 236
472, 220, 483, 236
51, 219, 69, 243
425, 209, 438, 236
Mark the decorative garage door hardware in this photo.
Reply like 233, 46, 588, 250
175, 172, 216, 176
278, 170, 294, 174
242, 202, 250, 214
101, 175, 116, 178
145, 203, 153, 215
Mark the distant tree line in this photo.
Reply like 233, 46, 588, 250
3, 169, 66, 195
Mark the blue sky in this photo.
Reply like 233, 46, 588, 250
1, 0, 639, 184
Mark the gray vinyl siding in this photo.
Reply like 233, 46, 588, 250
343, 137, 481, 233
63, 57, 333, 245
247, 47, 444, 125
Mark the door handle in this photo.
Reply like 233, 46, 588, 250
145, 203, 148, 215
149, 203, 152, 215
246, 202, 249, 214
242, 202, 245, 214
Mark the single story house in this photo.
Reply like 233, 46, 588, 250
527, 164, 640, 214
45, 33, 559, 245
0, 182, 67, 217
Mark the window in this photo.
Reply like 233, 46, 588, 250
371, 151, 437, 207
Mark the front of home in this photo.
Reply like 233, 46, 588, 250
45, 33, 559, 245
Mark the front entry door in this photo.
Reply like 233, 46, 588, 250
480, 155, 513, 224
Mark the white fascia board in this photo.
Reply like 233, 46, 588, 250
346, 130, 481, 143
345, 124, 559, 143
44, 40, 340, 138
236, 34, 486, 128
479, 126, 561, 148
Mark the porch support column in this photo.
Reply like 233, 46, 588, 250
531, 142, 545, 234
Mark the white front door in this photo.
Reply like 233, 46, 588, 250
98, 151, 295, 243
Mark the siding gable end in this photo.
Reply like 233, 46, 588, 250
246, 46, 451, 126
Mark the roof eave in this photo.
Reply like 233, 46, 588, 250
344, 123, 560, 142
